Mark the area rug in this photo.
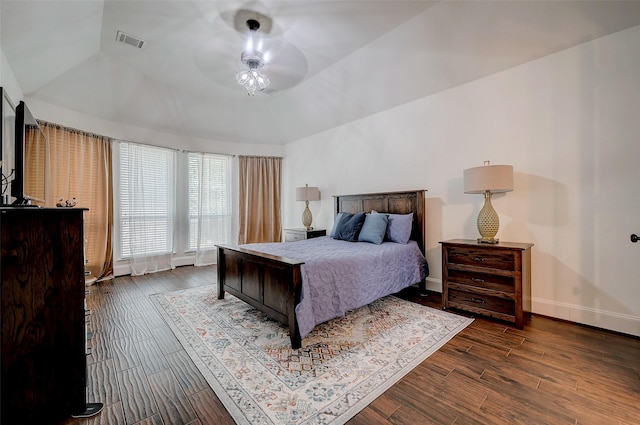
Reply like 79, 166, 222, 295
151, 286, 473, 425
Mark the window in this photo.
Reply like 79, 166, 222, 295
188, 153, 232, 250
116, 142, 232, 266
119, 142, 176, 258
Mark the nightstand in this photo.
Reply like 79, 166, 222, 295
440, 239, 533, 328
283, 228, 326, 242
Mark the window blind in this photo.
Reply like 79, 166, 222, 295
119, 142, 176, 258
188, 152, 231, 250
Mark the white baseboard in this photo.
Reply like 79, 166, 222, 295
113, 263, 130, 277
423, 278, 639, 337
113, 254, 198, 277
531, 297, 640, 337
425, 277, 442, 293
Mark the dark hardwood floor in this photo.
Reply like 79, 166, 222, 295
63, 266, 639, 425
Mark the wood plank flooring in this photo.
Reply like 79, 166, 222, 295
63, 266, 639, 425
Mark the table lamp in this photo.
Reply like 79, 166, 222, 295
295, 184, 320, 230
464, 161, 513, 244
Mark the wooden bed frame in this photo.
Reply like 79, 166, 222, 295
216, 190, 427, 349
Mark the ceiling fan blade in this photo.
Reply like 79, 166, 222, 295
261, 39, 308, 92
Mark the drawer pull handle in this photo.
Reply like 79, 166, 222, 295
471, 297, 486, 304
471, 278, 485, 283
472, 257, 485, 262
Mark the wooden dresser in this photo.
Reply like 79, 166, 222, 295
1, 207, 87, 423
283, 228, 326, 242
440, 239, 533, 328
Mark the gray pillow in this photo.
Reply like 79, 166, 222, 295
385, 212, 413, 244
358, 213, 389, 244
333, 212, 366, 242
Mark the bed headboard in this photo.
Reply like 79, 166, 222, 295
333, 190, 427, 254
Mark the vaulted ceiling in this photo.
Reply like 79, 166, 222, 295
3, 1, 640, 146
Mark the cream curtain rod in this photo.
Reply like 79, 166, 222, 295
114, 139, 180, 152
238, 155, 284, 159
116, 140, 241, 157
37, 121, 261, 158
181, 149, 235, 157
38, 119, 112, 142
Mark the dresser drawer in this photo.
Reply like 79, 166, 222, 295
447, 246, 515, 271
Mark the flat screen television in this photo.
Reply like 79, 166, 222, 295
1, 87, 17, 203
10, 101, 46, 205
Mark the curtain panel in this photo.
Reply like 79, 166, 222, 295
238, 156, 282, 244
39, 121, 114, 281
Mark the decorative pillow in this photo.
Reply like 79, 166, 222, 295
332, 212, 366, 242
385, 212, 413, 244
329, 212, 346, 237
358, 213, 389, 244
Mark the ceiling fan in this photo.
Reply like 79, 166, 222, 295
193, 8, 308, 96
235, 18, 270, 95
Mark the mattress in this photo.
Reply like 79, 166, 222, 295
242, 236, 429, 338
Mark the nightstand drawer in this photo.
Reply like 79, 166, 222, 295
448, 288, 515, 318
447, 269, 515, 293
285, 232, 305, 242
447, 246, 515, 271
283, 228, 326, 242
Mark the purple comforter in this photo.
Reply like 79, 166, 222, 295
242, 236, 429, 339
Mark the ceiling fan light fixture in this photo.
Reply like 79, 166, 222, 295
236, 67, 270, 96
236, 19, 270, 95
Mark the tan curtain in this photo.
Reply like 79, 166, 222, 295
238, 155, 282, 244
39, 121, 114, 281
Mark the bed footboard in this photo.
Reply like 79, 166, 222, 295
216, 244, 305, 349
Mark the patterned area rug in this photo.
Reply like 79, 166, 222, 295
151, 286, 473, 425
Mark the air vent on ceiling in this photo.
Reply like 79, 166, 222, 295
115, 30, 145, 49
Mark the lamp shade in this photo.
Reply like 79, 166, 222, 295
464, 164, 514, 194
295, 186, 320, 201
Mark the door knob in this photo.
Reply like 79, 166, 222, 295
632, 234, 639, 243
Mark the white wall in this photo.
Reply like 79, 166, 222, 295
24, 98, 285, 158
283, 25, 640, 336
1, 47, 22, 190
1, 48, 22, 105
